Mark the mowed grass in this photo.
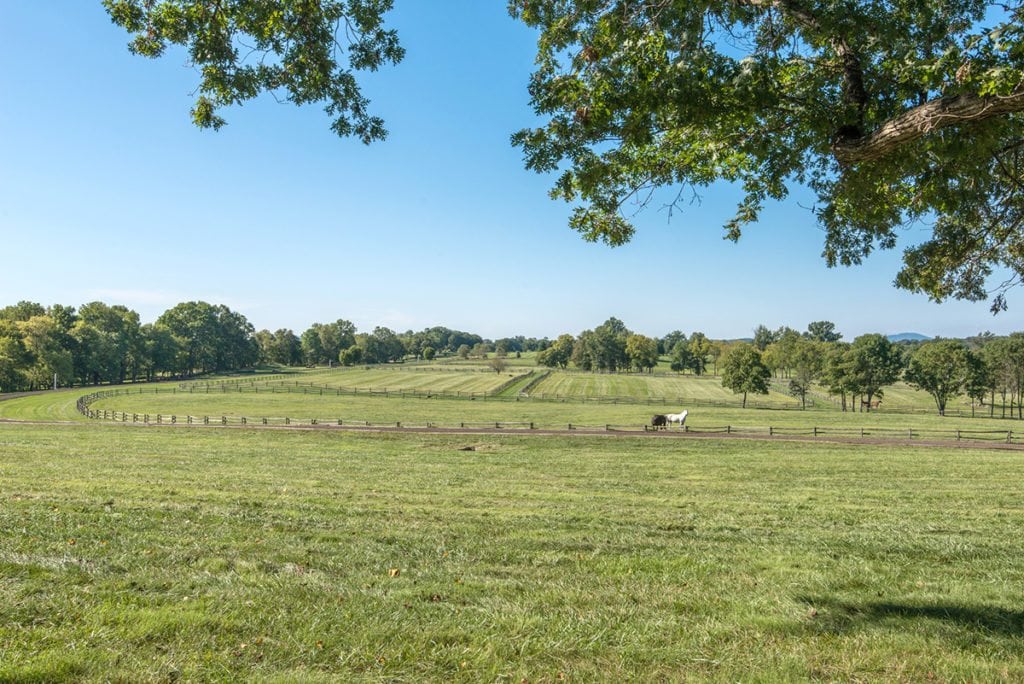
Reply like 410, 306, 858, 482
1, 422, 1023, 681
531, 372, 799, 406
207, 367, 531, 395
0, 388, 91, 422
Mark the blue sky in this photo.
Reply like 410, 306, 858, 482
0, 2, 1016, 341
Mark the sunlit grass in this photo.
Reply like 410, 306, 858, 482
1, 422, 1022, 680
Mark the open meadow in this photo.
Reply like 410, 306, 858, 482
2, 369, 1024, 681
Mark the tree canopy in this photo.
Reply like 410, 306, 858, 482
103, 0, 404, 141
510, 0, 1024, 311
101, 1, 1024, 309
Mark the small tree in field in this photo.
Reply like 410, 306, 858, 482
721, 344, 771, 408
846, 334, 903, 411
488, 356, 508, 373
787, 339, 826, 409
904, 340, 972, 416
422, 346, 435, 362
339, 346, 362, 367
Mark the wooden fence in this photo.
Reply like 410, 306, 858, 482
75, 390, 1023, 445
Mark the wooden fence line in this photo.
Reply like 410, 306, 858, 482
75, 393, 1021, 444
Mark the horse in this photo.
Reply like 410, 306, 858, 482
665, 410, 688, 429
651, 414, 668, 430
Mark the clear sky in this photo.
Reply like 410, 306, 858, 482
0, 2, 1016, 341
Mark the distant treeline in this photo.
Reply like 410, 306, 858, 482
0, 299, 549, 392
2, 302, 1023, 418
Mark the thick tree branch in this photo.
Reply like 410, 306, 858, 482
833, 90, 1024, 164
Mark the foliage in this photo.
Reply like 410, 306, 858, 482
511, 0, 1024, 309
157, 301, 259, 375
904, 339, 974, 415
805, 320, 843, 343
358, 326, 405, 364
721, 343, 771, 407
300, 319, 355, 365
625, 333, 659, 372
669, 337, 692, 373
845, 333, 905, 408
537, 333, 574, 368
981, 333, 1024, 418
571, 317, 630, 371
688, 332, 712, 375
103, 0, 404, 141
257, 328, 302, 365
787, 338, 826, 409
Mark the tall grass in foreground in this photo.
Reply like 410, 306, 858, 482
2, 422, 1023, 681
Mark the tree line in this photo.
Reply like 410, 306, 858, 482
3, 300, 1024, 418
0, 300, 550, 392
538, 318, 1024, 418
0, 300, 260, 391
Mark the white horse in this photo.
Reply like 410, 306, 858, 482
665, 409, 688, 430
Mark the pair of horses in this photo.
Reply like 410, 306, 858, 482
651, 409, 688, 430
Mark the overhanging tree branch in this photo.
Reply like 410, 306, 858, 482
833, 89, 1024, 164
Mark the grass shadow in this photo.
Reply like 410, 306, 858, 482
797, 596, 1024, 636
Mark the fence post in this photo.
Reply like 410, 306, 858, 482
769, 426, 773, 436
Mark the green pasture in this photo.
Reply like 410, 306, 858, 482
531, 371, 800, 407
221, 366, 532, 395
0, 388, 90, 422
75, 387, 1024, 437
2, 421, 1022, 681
427, 352, 539, 369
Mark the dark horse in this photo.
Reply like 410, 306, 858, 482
651, 414, 668, 430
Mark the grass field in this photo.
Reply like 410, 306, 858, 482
197, 367, 533, 395
531, 372, 800, 407
3, 373, 1024, 680
2, 421, 1023, 681
63, 382, 1022, 439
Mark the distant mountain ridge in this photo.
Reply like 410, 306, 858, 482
887, 332, 931, 342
